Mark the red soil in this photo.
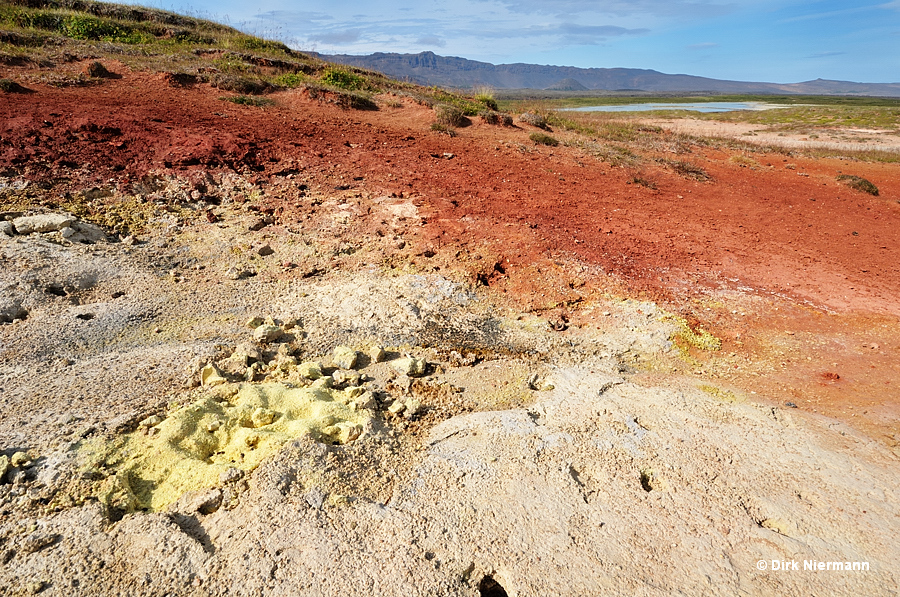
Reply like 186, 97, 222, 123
2, 64, 899, 445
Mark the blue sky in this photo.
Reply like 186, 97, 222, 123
147, 0, 900, 83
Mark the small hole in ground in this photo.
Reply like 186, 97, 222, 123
76, 313, 95, 321
478, 575, 509, 597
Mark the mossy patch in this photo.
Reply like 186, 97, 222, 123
699, 384, 742, 404
81, 381, 372, 512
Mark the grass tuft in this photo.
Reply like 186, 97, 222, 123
434, 103, 465, 127
836, 174, 879, 196
529, 132, 559, 146
519, 112, 550, 130
220, 95, 274, 107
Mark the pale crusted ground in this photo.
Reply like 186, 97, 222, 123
1, 185, 898, 596
643, 117, 900, 153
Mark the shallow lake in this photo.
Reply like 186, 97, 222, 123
561, 102, 790, 113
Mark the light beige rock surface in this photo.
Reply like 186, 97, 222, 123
0, 201, 896, 597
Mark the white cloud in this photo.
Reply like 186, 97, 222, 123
416, 34, 447, 47
312, 29, 363, 44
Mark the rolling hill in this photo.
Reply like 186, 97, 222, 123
313, 51, 900, 96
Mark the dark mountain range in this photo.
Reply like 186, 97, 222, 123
310, 51, 900, 96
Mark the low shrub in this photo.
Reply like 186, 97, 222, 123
208, 74, 273, 95
273, 72, 307, 88
474, 88, 498, 111
479, 110, 499, 124
320, 67, 364, 91
220, 95, 274, 107
519, 111, 550, 130
529, 132, 559, 146
836, 174, 879, 196
0, 78, 32, 93
629, 176, 657, 190
434, 103, 465, 127
659, 159, 711, 181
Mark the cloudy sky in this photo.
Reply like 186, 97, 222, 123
149, 0, 899, 83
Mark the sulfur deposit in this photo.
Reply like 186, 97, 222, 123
85, 381, 372, 512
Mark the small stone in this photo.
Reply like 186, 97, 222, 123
22, 532, 57, 553
323, 422, 362, 444
332, 369, 361, 388
12, 213, 75, 234
138, 415, 162, 428
333, 346, 359, 370
10, 451, 29, 468
246, 316, 265, 328
67, 221, 107, 243
200, 363, 227, 387
297, 361, 323, 379
387, 400, 406, 415
368, 344, 386, 363
0, 455, 8, 481
352, 391, 376, 410
256, 243, 275, 256
403, 399, 422, 418
310, 376, 333, 389
219, 468, 244, 484
27, 580, 45, 594
305, 487, 325, 509
392, 356, 427, 377
0, 221, 13, 236
207, 420, 221, 432
189, 488, 223, 515
121, 235, 136, 246
253, 324, 284, 343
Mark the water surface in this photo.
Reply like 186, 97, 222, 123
561, 102, 790, 113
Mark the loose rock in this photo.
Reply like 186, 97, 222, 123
333, 346, 359, 370
297, 361, 323, 379
12, 213, 75, 234
368, 343, 386, 363
392, 355, 426, 377
10, 451, 30, 468
253, 324, 284, 343
200, 363, 227, 387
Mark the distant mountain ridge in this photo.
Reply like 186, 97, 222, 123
310, 51, 900, 96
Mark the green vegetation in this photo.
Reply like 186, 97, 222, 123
519, 111, 550, 130
658, 159, 711, 181
272, 72, 307, 88
529, 132, 559, 146
220, 95, 274, 107
0, 0, 509, 116
836, 175, 879, 196
473, 87, 498, 111
0, 77, 30, 92
320, 66, 365, 91
434, 103, 465, 127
